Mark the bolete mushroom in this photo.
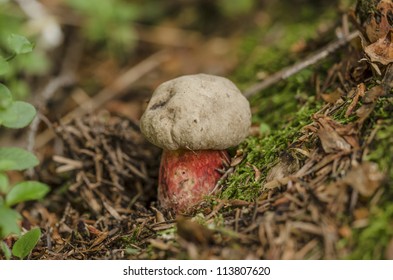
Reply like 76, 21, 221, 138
140, 74, 251, 212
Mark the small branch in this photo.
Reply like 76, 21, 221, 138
26, 31, 83, 159
26, 32, 83, 178
62, 50, 171, 124
35, 50, 171, 149
27, 74, 74, 154
243, 31, 360, 99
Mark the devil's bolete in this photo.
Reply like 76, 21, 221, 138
140, 73, 251, 212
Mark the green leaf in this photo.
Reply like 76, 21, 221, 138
0, 241, 12, 260
0, 83, 13, 109
6, 181, 49, 207
0, 172, 9, 194
0, 205, 21, 238
0, 57, 10, 75
0, 101, 36, 128
0, 147, 39, 171
7, 34, 34, 55
12, 228, 41, 259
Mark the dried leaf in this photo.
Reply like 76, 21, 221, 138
266, 154, 299, 182
321, 88, 343, 104
342, 162, 384, 197
356, 86, 384, 123
364, 0, 393, 43
365, 30, 393, 65
316, 117, 351, 153
252, 164, 261, 181
230, 155, 244, 167
362, 85, 384, 103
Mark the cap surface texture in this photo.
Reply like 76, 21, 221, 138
140, 74, 251, 150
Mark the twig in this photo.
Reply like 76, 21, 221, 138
26, 31, 83, 160
243, 31, 360, 98
36, 50, 171, 149
27, 74, 74, 153
210, 167, 234, 195
60, 50, 171, 124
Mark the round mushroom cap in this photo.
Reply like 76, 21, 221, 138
140, 74, 251, 150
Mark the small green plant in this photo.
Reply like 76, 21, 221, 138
66, 0, 141, 52
0, 34, 49, 259
0, 2, 50, 99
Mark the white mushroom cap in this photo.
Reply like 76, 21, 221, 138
140, 74, 251, 150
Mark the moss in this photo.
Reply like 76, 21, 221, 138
214, 0, 393, 258
231, 2, 338, 131
221, 99, 322, 201
355, 0, 379, 24
363, 98, 393, 191
346, 98, 393, 259
120, 227, 141, 246
250, 69, 317, 129
233, 2, 338, 89
348, 205, 393, 259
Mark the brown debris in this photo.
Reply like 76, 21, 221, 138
53, 111, 160, 216
321, 88, 344, 104
364, 0, 393, 43
14, 3, 391, 261
315, 116, 352, 153
365, 30, 393, 65
176, 217, 214, 246
345, 83, 365, 117
341, 162, 384, 197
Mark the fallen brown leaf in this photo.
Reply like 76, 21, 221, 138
365, 30, 393, 65
321, 88, 343, 104
356, 85, 384, 124
342, 162, 384, 197
364, 0, 393, 43
316, 117, 351, 153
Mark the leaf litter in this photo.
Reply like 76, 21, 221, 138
31, 58, 389, 259
6, 5, 393, 260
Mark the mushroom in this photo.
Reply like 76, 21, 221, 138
140, 74, 251, 212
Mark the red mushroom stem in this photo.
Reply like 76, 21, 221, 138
158, 149, 230, 212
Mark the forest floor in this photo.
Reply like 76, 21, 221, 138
1, 0, 393, 260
